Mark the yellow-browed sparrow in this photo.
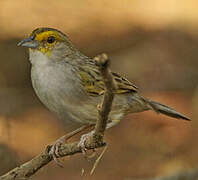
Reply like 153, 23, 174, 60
18, 27, 190, 160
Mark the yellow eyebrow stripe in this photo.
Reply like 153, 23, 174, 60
34, 31, 64, 42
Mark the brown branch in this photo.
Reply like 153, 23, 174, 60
0, 53, 115, 180
94, 53, 117, 136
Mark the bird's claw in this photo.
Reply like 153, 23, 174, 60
78, 131, 96, 158
49, 138, 65, 167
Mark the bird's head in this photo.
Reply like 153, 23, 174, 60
18, 27, 74, 57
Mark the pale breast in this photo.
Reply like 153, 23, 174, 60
30, 51, 99, 124
29, 51, 139, 126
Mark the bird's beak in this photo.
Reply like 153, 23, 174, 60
17, 35, 39, 48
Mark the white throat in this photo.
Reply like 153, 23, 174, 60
29, 49, 51, 67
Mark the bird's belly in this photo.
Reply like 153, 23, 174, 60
31, 64, 145, 126
31, 65, 99, 124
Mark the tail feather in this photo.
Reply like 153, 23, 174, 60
147, 100, 190, 121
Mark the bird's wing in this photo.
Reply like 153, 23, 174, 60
78, 66, 138, 96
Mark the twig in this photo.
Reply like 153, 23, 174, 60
0, 141, 105, 180
0, 53, 115, 180
94, 53, 117, 136
90, 145, 108, 175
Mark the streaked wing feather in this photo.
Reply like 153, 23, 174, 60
79, 66, 138, 96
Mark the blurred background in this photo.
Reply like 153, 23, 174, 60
0, 0, 198, 179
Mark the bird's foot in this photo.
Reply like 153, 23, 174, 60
48, 125, 94, 166
78, 131, 96, 158
49, 136, 66, 167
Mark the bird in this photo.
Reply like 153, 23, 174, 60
18, 27, 190, 161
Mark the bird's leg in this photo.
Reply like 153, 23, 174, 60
48, 124, 94, 166
78, 130, 95, 157
77, 120, 119, 157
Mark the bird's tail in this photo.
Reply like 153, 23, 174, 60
146, 99, 190, 121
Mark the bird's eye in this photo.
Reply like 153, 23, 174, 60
47, 36, 55, 43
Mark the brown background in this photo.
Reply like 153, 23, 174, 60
0, 0, 197, 179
